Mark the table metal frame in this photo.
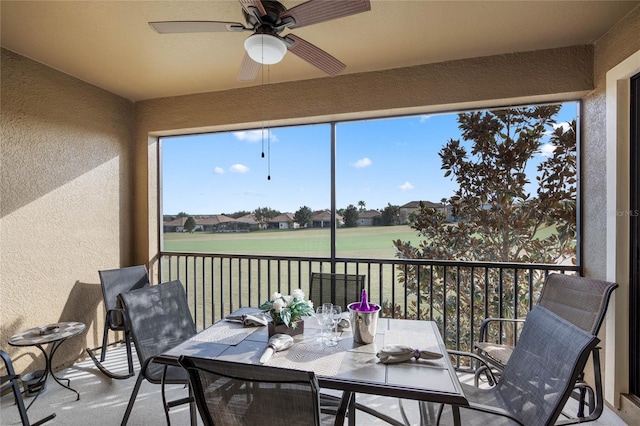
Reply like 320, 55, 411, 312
8, 321, 85, 410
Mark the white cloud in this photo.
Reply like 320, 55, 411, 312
230, 164, 249, 173
400, 181, 414, 190
419, 115, 430, 122
233, 129, 278, 142
214, 167, 225, 174
353, 157, 372, 168
553, 121, 572, 132
539, 143, 556, 158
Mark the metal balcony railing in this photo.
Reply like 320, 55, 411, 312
160, 251, 579, 355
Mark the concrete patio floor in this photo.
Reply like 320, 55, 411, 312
1, 345, 629, 425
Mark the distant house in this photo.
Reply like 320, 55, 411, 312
268, 213, 298, 229
198, 215, 236, 232
399, 201, 447, 224
235, 214, 261, 231
357, 210, 382, 226
163, 216, 187, 232
312, 210, 344, 228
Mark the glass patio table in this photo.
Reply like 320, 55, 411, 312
156, 307, 468, 425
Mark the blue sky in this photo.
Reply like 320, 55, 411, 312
161, 102, 577, 215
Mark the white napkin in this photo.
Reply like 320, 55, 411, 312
376, 344, 443, 364
225, 312, 269, 327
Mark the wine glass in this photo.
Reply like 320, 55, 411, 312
326, 305, 342, 347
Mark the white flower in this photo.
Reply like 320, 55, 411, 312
272, 299, 286, 313
307, 300, 314, 309
292, 288, 305, 300
271, 292, 282, 301
283, 295, 293, 306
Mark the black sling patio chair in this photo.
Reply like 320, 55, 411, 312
309, 272, 365, 311
119, 280, 197, 426
1, 350, 55, 426
437, 306, 600, 426
473, 273, 617, 423
86, 265, 149, 379
178, 357, 351, 426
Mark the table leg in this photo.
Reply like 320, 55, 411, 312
25, 340, 80, 410
48, 341, 80, 400
24, 344, 49, 411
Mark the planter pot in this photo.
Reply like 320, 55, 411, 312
268, 320, 304, 338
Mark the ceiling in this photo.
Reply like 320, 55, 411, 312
1, 1, 638, 102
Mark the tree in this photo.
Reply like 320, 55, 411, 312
389, 106, 577, 350
343, 204, 359, 227
184, 216, 197, 233
358, 200, 366, 211
294, 206, 313, 228
176, 211, 189, 218
380, 203, 400, 226
253, 207, 280, 228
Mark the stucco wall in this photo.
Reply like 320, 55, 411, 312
0, 48, 135, 371
583, 4, 640, 419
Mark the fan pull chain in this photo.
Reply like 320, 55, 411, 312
267, 64, 271, 181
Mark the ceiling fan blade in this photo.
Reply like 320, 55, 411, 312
237, 52, 261, 82
238, 0, 266, 19
280, 0, 370, 29
284, 34, 345, 77
149, 21, 247, 33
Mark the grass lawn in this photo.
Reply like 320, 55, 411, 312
163, 225, 421, 258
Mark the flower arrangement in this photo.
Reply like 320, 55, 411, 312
259, 289, 314, 328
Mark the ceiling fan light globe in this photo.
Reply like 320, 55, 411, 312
244, 34, 287, 65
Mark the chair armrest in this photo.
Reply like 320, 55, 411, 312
478, 317, 526, 342
447, 350, 498, 385
106, 307, 126, 329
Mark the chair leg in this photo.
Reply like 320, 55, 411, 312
120, 372, 146, 426
124, 330, 134, 378
100, 320, 111, 362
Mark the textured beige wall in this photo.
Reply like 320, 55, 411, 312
584, 5, 640, 280
584, 5, 640, 418
0, 49, 135, 371
134, 45, 595, 272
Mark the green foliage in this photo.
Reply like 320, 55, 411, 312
380, 203, 400, 226
294, 206, 313, 228
343, 204, 359, 227
253, 206, 280, 226
389, 106, 577, 352
184, 216, 196, 232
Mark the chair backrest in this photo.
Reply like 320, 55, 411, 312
538, 273, 618, 335
99, 265, 150, 327
178, 357, 321, 426
119, 280, 196, 371
496, 306, 599, 426
309, 272, 365, 310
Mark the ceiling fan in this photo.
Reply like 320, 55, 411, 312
149, 0, 371, 81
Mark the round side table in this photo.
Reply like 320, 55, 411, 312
9, 321, 85, 409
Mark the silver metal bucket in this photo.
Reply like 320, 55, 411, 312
347, 303, 381, 344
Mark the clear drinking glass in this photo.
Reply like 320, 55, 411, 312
326, 305, 342, 347
316, 305, 332, 344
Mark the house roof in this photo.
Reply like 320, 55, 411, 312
358, 210, 381, 219
197, 215, 236, 225
269, 213, 295, 223
312, 210, 343, 221
1, 1, 636, 102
